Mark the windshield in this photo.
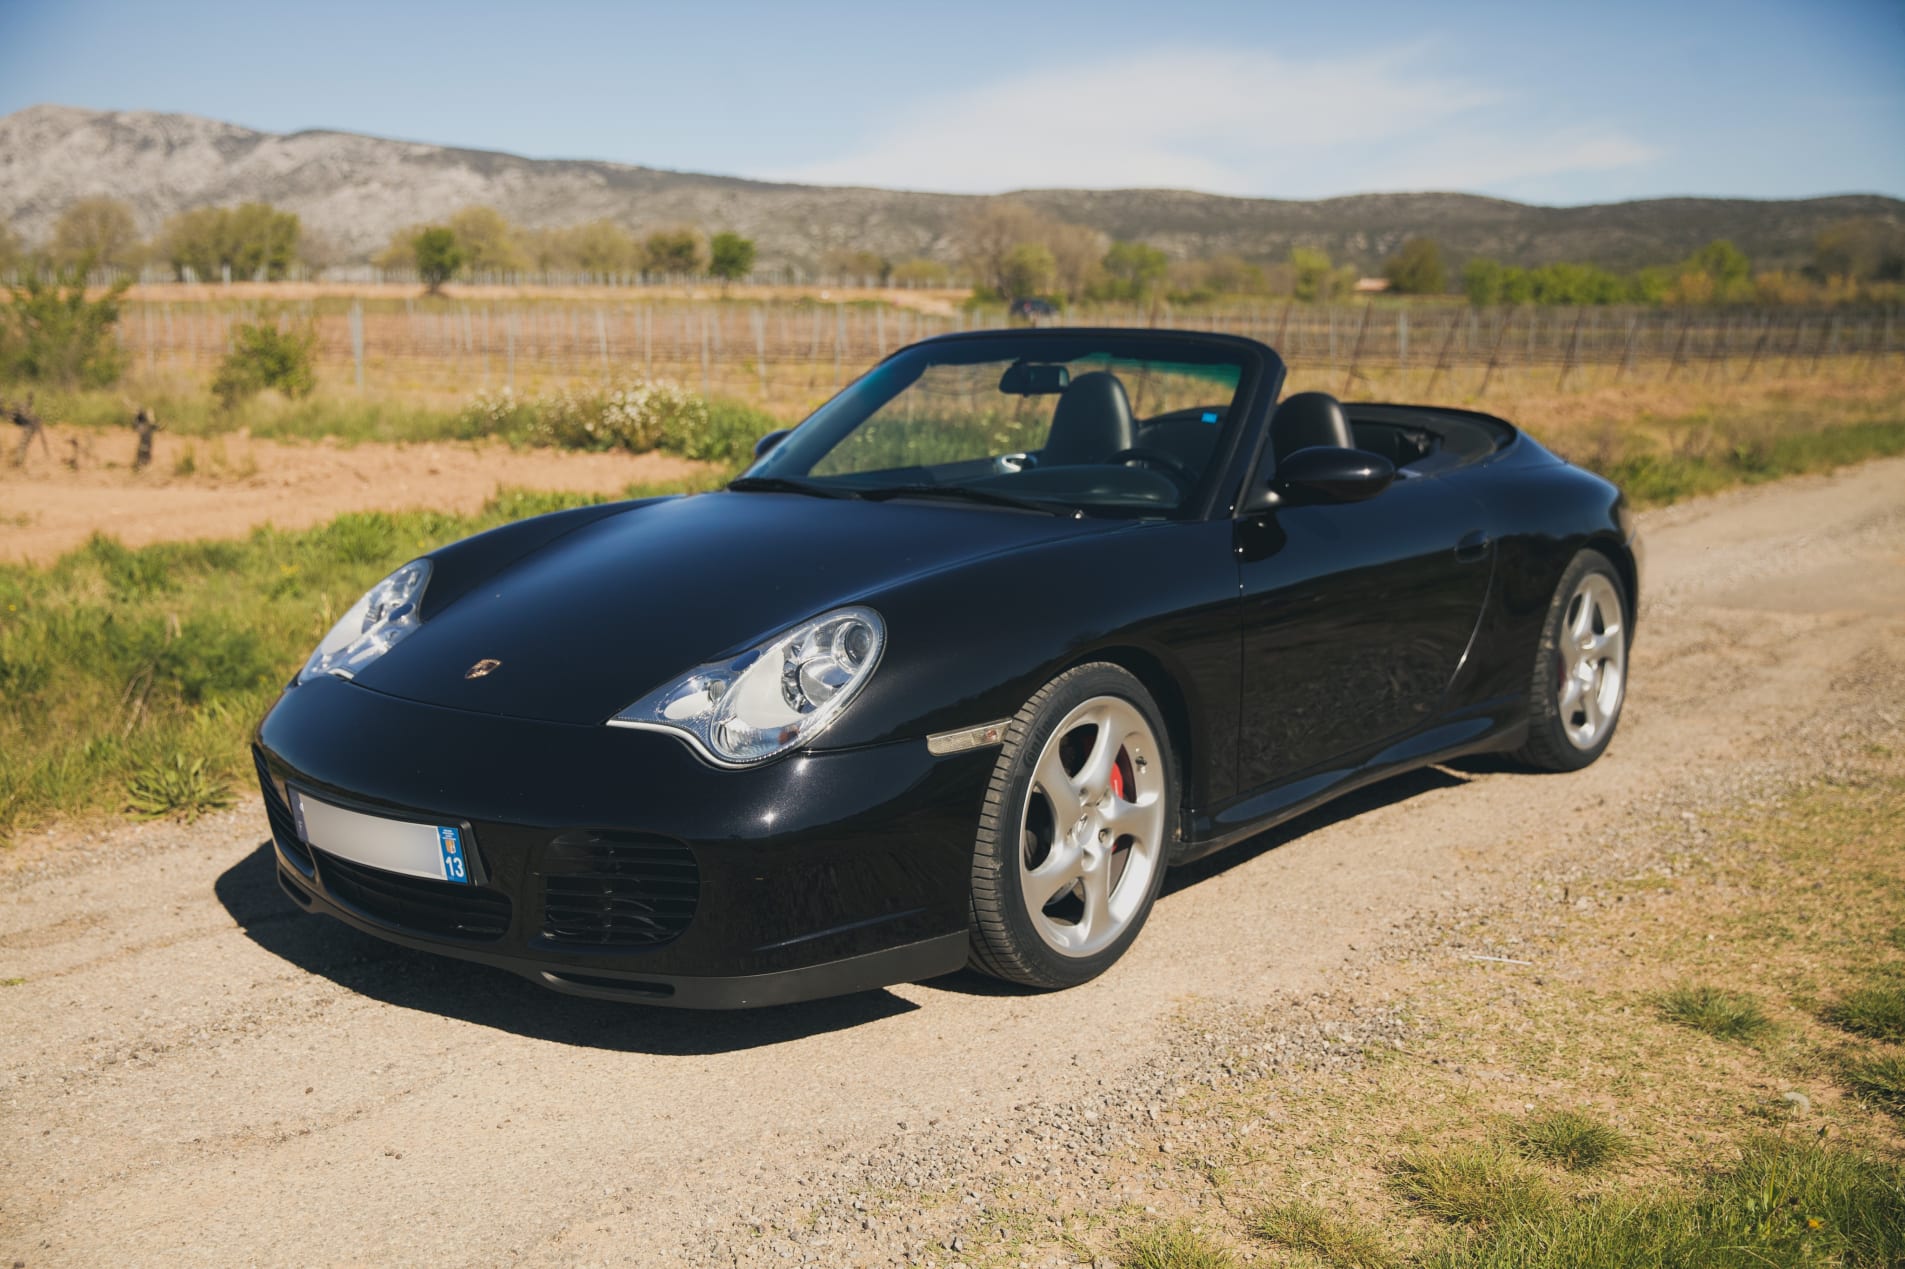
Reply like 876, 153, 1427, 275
742, 334, 1253, 517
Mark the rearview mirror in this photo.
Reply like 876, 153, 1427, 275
1245, 446, 1395, 512
753, 429, 791, 459
997, 362, 1071, 396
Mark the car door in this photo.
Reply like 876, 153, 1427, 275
1233, 470, 1493, 792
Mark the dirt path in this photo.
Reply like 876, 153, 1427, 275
1, 459, 1901, 1267
0, 425, 708, 565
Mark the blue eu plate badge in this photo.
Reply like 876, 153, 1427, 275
437, 826, 470, 884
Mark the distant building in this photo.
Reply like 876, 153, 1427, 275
1353, 277, 1392, 294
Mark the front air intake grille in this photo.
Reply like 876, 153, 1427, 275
539, 834, 699, 948
253, 747, 311, 871
315, 849, 512, 941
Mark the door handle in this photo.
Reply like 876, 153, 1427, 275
1454, 531, 1492, 564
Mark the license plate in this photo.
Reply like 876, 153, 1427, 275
289, 790, 472, 885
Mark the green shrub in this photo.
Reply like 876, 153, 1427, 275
0, 266, 130, 387
211, 321, 317, 408
669, 398, 771, 463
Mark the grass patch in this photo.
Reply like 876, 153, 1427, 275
1840, 1054, 1905, 1118
1121, 1221, 1238, 1269
1434, 1136, 1905, 1268
0, 477, 714, 843
1510, 1108, 1631, 1172
1824, 979, 1905, 1043
1598, 418, 1905, 506
1390, 1145, 1555, 1227
1656, 984, 1775, 1042
1249, 1200, 1391, 1267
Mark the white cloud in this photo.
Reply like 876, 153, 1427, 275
772, 45, 1660, 198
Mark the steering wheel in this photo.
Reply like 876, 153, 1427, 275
1104, 447, 1197, 487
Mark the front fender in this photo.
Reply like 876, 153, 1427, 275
818, 518, 1242, 810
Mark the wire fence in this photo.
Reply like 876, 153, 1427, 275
114, 300, 1904, 407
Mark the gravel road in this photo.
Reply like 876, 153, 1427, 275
3, 458, 1901, 1267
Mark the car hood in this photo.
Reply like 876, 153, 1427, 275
349, 490, 1126, 725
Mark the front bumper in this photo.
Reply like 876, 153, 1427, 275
254, 677, 992, 1007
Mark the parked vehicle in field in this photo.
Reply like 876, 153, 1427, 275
1009, 297, 1059, 325
255, 329, 1639, 1007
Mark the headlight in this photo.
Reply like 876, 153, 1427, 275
610, 607, 885, 765
298, 560, 431, 685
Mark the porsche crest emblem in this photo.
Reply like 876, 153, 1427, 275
464, 658, 503, 680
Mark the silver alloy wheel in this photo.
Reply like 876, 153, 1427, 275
1558, 572, 1626, 751
1018, 695, 1167, 957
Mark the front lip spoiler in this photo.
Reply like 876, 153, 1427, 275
274, 858, 969, 1009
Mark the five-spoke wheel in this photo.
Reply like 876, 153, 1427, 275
1520, 551, 1630, 771
969, 664, 1174, 987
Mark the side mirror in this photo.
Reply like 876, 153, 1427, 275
1245, 446, 1395, 512
753, 429, 791, 459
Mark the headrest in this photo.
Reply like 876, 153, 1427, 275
1043, 371, 1135, 466
1270, 392, 1353, 463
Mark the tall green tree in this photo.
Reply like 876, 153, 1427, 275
821, 247, 891, 283
51, 197, 142, 270
998, 243, 1057, 302
708, 231, 757, 286
159, 203, 302, 281
413, 228, 463, 295
1291, 247, 1352, 302
1383, 238, 1447, 294
563, 220, 642, 277
447, 206, 527, 278
1101, 241, 1169, 303
643, 228, 705, 277
1688, 239, 1750, 288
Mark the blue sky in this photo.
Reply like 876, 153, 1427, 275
1, 0, 1900, 204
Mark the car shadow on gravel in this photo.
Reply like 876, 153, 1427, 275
916, 763, 1474, 999
215, 842, 919, 1053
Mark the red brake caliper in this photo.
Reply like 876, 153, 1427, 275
1108, 749, 1131, 849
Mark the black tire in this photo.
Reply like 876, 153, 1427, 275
967, 663, 1175, 989
1517, 550, 1630, 772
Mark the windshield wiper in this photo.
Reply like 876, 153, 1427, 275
855, 484, 1072, 515
726, 476, 863, 500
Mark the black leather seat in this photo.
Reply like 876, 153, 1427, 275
1270, 391, 1353, 463
1042, 372, 1135, 466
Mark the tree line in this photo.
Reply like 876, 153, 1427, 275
3, 194, 1901, 307
956, 199, 1905, 309
372, 208, 760, 288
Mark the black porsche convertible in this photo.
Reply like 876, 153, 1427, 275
254, 329, 1639, 1007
